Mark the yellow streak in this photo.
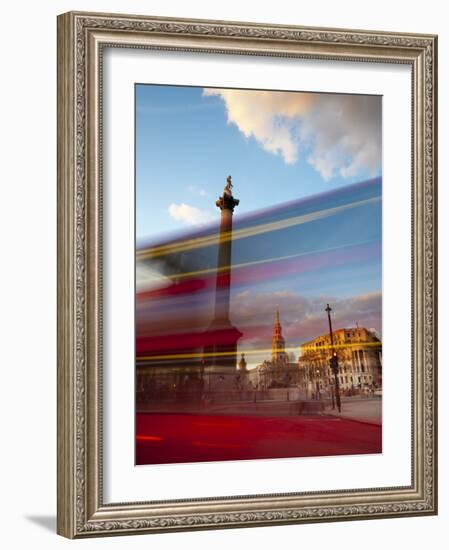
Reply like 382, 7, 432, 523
150, 239, 375, 282
137, 196, 381, 261
136, 341, 382, 362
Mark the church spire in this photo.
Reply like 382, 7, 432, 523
238, 353, 247, 371
272, 306, 287, 363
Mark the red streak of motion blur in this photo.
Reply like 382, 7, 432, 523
136, 414, 381, 465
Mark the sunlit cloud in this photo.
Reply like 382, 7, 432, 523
203, 88, 381, 181
231, 289, 382, 350
168, 203, 213, 226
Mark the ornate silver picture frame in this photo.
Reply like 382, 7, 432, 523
57, 11, 437, 538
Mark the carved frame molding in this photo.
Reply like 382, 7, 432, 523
57, 11, 437, 538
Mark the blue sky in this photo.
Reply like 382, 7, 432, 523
135, 84, 382, 243
135, 84, 383, 342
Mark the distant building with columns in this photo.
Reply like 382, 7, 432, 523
298, 327, 382, 394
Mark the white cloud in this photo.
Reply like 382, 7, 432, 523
168, 203, 213, 226
204, 88, 381, 181
299, 95, 382, 181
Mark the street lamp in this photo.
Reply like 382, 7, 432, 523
325, 304, 341, 412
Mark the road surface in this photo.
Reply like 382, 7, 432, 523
136, 412, 381, 465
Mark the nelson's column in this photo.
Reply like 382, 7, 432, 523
203, 176, 242, 390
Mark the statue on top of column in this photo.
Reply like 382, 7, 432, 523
224, 175, 234, 197
217, 174, 239, 211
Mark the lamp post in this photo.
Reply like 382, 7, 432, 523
325, 304, 341, 412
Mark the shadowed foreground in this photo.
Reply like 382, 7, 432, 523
136, 413, 382, 465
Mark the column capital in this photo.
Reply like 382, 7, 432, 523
216, 193, 239, 212
216, 175, 239, 212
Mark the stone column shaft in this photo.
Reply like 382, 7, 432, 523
213, 207, 233, 323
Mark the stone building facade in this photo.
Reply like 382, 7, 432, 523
298, 327, 382, 396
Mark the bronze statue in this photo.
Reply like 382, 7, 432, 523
224, 175, 233, 196
216, 174, 239, 211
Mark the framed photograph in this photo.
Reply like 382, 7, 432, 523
57, 11, 437, 538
